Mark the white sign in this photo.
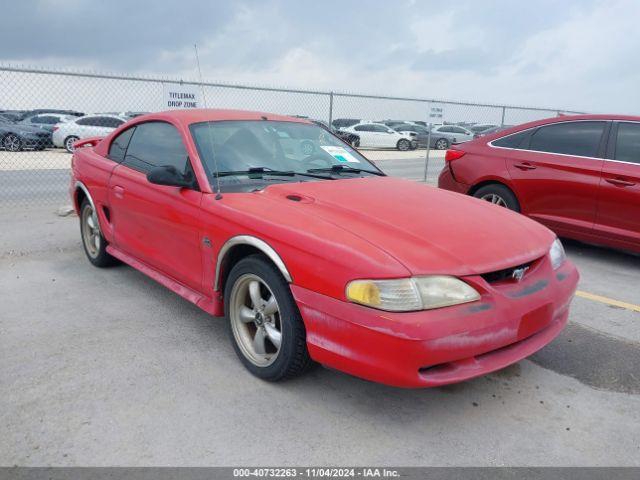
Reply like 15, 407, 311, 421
162, 84, 201, 110
429, 105, 444, 120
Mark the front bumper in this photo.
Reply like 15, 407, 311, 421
292, 257, 578, 388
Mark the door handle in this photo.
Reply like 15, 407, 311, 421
605, 177, 636, 187
514, 162, 537, 170
112, 185, 125, 199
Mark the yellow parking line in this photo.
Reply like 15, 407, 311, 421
576, 290, 640, 313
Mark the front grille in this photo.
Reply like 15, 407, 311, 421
481, 262, 532, 284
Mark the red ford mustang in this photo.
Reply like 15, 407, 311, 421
70, 109, 578, 388
438, 114, 640, 254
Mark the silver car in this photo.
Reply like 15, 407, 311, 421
428, 125, 475, 150
53, 114, 127, 152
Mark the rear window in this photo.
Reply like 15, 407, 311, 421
529, 121, 606, 157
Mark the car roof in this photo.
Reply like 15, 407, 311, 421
127, 109, 312, 126
477, 114, 640, 143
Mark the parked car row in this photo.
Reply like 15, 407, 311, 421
330, 118, 482, 150
0, 109, 142, 152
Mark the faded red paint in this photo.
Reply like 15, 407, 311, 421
70, 109, 579, 388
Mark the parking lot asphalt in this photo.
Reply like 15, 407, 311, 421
1, 151, 639, 466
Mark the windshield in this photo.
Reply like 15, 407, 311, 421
190, 120, 383, 192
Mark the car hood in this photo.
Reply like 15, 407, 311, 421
252, 176, 554, 276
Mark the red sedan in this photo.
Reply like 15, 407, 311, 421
438, 114, 640, 254
70, 109, 578, 388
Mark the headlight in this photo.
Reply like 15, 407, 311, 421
549, 238, 566, 270
346, 276, 480, 312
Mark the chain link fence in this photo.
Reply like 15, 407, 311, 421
0, 65, 585, 208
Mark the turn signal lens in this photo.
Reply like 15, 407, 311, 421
445, 149, 466, 162
346, 276, 479, 312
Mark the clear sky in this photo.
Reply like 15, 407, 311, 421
1, 0, 638, 114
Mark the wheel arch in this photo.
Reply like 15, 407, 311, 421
73, 181, 95, 213
468, 178, 516, 197
215, 235, 292, 293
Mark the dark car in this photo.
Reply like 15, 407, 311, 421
0, 119, 52, 151
438, 114, 640, 254
15, 109, 84, 121
311, 120, 360, 147
0, 110, 26, 122
331, 118, 361, 130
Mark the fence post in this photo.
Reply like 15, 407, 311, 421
328, 91, 334, 127
500, 106, 506, 127
423, 103, 432, 183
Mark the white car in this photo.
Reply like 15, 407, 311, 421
53, 114, 127, 152
342, 122, 417, 150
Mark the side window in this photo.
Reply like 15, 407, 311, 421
108, 127, 136, 163
492, 130, 531, 149
614, 123, 640, 164
104, 118, 124, 128
529, 122, 606, 157
123, 122, 189, 174
371, 125, 389, 132
30, 116, 42, 123
439, 126, 452, 133
450, 127, 466, 134
77, 116, 99, 126
354, 125, 373, 132
40, 116, 59, 124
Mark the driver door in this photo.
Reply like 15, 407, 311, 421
108, 121, 204, 292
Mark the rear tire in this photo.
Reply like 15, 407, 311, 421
80, 198, 117, 267
65, 136, 79, 153
435, 138, 450, 150
225, 255, 314, 382
473, 184, 520, 212
2, 134, 22, 152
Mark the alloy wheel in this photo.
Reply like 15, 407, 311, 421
81, 203, 101, 258
436, 139, 448, 150
3, 134, 21, 152
480, 193, 508, 207
65, 136, 78, 152
229, 273, 282, 367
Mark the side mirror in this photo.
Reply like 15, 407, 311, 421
147, 165, 194, 188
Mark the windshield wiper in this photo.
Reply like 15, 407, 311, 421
307, 165, 385, 176
215, 167, 334, 180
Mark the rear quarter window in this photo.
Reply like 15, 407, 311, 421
108, 127, 136, 163
529, 121, 606, 157
492, 130, 531, 149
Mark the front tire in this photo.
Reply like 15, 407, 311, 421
473, 184, 520, 212
225, 255, 314, 381
80, 198, 117, 267
397, 139, 411, 151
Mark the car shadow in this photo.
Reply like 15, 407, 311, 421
562, 237, 640, 269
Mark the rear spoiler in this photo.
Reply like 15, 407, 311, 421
73, 136, 104, 149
